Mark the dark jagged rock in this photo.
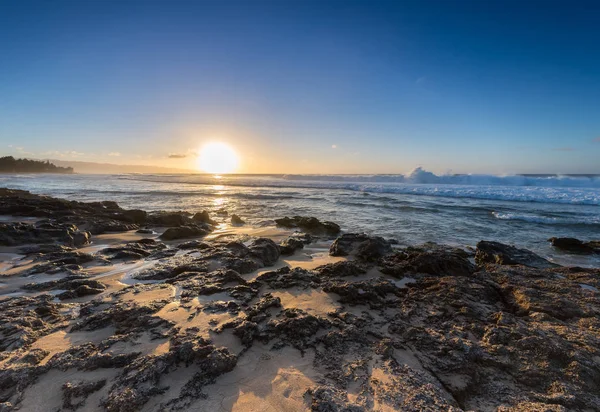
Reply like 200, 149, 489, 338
230, 214, 245, 225
99, 240, 167, 261
275, 216, 341, 236
71, 230, 91, 247
476, 240, 559, 269
56, 285, 106, 300
22, 276, 104, 292
255, 267, 320, 289
87, 220, 138, 235
2, 189, 600, 411
265, 308, 332, 351
0, 296, 69, 351
147, 211, 191, 227
0, 189, 145, 229
0, 221, 91, 247
380, 243, 475, 278
192, 210, 216, 225
103, 336, 237, 411
177, 240, 210, 250
175, 269, 248, 298
117, 209, 147, 224
323, 278, 403, 309
549, 237, 600, 254
249, 238, 281, 266
329, 233, 392, 261
159, 224, 211, 240
279, 238, 304, 255
73, 300, 170, 334
133, 257, 210, 281
62, 379, 107, 410
315, 260, 368, 278
22, 251, 96, 275
19, 244, 75, 255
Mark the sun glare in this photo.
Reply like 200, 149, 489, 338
197, 142, 239, 174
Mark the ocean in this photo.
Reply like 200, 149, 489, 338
2, 168, 600, 267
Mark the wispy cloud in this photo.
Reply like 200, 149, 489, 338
552, 147, 575, 152
43, 150, 85, 158
416, 76, 427, 84
331, 144, 337, 149
593, 136, 600, 142
7, 145, 34, 156
168, 148, 198, 159
108, 152, 121, 157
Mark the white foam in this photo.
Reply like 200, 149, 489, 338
115, 169, 600, 205
492, 212, 600, 225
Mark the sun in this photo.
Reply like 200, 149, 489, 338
196, 142, 239, 174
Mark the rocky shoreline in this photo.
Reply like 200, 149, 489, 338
0, 188, 599, 411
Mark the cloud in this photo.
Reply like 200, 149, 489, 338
168, 154, 187, 159
108, 152, 121, 157
593, 136, 600, 142
552, 147, 575, 152
7, 145, 34, 156
331, 145, 337, 149
43, 150, 85, 158
416, 76, 427, 84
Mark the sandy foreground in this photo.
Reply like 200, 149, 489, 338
1, 189, 599, 411
1, 225, 344, 411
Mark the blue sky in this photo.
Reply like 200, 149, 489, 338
1, 0, 599, 173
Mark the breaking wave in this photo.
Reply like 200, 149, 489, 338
282, 167, 600, 188
117, 168, 600, 205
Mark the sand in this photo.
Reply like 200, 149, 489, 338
187, 344, 318, 412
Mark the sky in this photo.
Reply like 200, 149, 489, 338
0, 0, 599, 174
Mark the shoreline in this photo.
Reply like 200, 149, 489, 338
1, 188, 599, 411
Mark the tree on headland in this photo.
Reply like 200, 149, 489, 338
0, 156, 74, 173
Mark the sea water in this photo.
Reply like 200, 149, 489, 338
2, 169, 599, 267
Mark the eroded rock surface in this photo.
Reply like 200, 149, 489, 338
476, 240, 559, 269
1, 190, 599, 411
549, 237, 600, 254
275, 216, 341, 236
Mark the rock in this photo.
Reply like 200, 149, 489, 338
329, 233, 392, 261
0, 295, 68, 351
279, 237, 304, 255
193, 211, 216, 225
476, 240, 559, 269
135, 228, 154, 234
160, 225, 211, 241
147, 211, 191, 227
102, 336, 237, 411
177, 240, 211, 250
315, 261, 367, 278
71, 230, 91, 247
118, 209, 147, 224
230, 214, 245, 225
19, 244, 74, 255
87, 219, 138, 235
0, 221, 87, 247
62, 379, 107, 410
275, 216, 340, 236
249, 238, 281, 266
98, 240, 167, 262
380, 243, 475, 277
255, 267, 320, 289
549, 237, 600, 254
324, 278, 403, 308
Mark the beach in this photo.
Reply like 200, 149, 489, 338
1, 186, 599, 411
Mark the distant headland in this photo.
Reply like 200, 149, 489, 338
0, 156, 74, 174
